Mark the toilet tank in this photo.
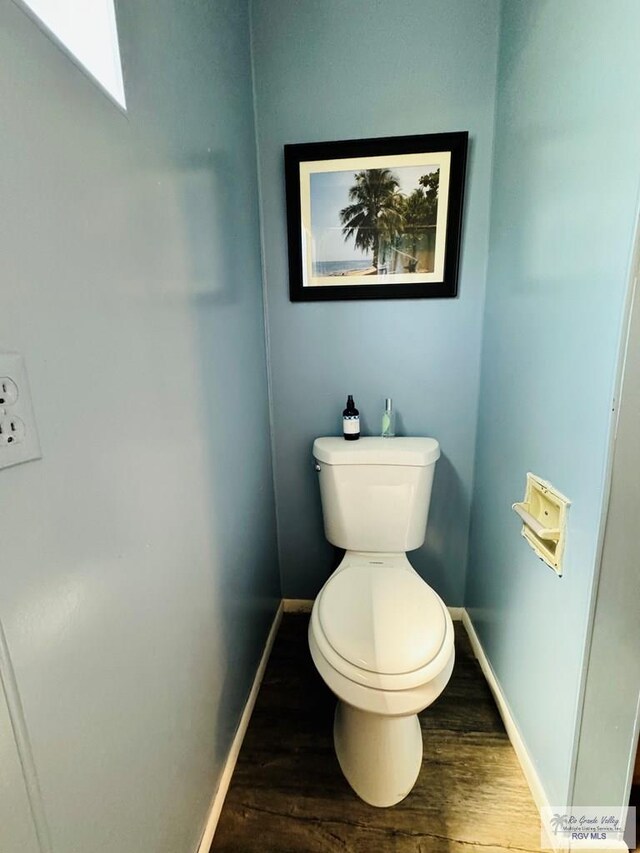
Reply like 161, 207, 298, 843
313, 436, 440, 552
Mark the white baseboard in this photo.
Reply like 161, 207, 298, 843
196, 602, 283, 853
460, 609, 549, 814
283, 598, 314, 613
447, 606, 464, 620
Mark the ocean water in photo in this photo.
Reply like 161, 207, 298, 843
313, 259, 373, 276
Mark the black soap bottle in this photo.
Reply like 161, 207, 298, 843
342, 395, 360, 441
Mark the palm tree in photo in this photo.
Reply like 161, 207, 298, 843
419, 168, 439, 207
340, 169, 404, 271
400, 189, 435, 272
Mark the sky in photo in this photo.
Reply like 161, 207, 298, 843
309, 164, 439, 262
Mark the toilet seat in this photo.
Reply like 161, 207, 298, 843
311, 554, 454, 692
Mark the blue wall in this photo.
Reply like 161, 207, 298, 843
0, 2, 280, 851
251, 0, 501, 601
467, 0, 640, 806
5, 4, 638, 844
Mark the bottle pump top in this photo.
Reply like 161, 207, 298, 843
385, 398, 393, 411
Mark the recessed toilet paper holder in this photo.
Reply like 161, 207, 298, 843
512, 504, 560, 541
512, 473, 570, 575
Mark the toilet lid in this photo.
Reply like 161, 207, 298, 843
318, 565, 447, 675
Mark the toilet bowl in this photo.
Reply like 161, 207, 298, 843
309, 437, 454, 807
309, 551, 454, 806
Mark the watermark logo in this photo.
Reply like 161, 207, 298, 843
541, 806, 636, 850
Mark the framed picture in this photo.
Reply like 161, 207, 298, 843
285, 131, 468, 302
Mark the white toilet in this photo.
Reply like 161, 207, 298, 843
308, 436, 455, 808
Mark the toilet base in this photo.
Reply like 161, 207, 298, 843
333, 701, 423, 807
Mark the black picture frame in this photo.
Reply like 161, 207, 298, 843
285, 131, 468, 302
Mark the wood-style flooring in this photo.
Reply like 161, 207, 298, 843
213, 614, 541, 852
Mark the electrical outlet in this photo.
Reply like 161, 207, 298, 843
0, 352, 41, 471
0, 377, 18, 406
0, 416, 25, 446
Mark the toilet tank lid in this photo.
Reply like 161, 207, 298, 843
313, 436, 440, 466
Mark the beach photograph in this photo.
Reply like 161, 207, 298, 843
308, 162, 441, 282
286, 133, 467, 300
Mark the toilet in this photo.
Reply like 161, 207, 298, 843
308, 436, 455, 808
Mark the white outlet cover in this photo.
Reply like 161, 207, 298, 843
0, 352, 42, 470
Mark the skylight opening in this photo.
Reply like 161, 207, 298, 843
19, 0, 126, 109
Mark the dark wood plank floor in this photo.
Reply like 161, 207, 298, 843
213, 614, 541, 853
